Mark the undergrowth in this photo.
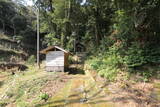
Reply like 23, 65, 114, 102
86, 45, 122, 81
86, 43, 160, 82
0, 66, 58, 107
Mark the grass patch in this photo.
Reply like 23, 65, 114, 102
85, 53, 122, 81
36, 80, 73, 107
0, 33, 12, 40
85, 54, 160, 82
154, 83, 160, 89
0, 48, 26, 62
0, 66, 60, 107
153, 82, 160, 101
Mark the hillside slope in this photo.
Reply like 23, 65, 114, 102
0, 33, 27, 63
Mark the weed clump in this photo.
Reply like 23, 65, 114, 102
40, 93, 49, 102
26, 55, 36, 65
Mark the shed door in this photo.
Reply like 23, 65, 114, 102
46, 51, 64, 66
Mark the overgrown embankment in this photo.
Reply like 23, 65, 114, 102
83, 65, 160, 107
0, 34, 27, 63
0, 66, 70, 107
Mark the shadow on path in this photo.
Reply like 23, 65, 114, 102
66, 67, 85, 75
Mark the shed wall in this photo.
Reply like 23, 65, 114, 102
46, 51, 64, 72
46, 66, 64, 72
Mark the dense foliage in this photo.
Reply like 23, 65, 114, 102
1, 0, 160, 79
84, 0, 160, 80
0, 0, 37, 54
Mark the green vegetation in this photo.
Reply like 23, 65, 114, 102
31, 0, 160, 81
0, 0, 159, 83
0, 0, 160, 106
0, 66, 59, 107
40, 93, 49, 102
86, 46, 122, 81
26, 55, 36, 65
0, 33, 27, 63
0, 0, 36, 55
86, 45, 160, 81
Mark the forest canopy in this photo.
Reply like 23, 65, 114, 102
0, 0, 160, 79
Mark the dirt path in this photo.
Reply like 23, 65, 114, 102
38, 71, 160, 107
37, 53, 160, 107
40, 73, 114, 107
38, 54, 114, 106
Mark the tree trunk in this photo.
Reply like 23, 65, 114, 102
94, 7, 102, 46
13, 24, 16, 35
61, 33, 64, 47
95, 25, 100, 46
61, 0, 71, 48
49, 0, 54, 12
0, 19, 5, 32
2, 23, 5, 32
68, 0, 71, 19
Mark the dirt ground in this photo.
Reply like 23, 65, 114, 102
41, 72, 74, 97
1, 68, 160, 107
36, 70, 160, 107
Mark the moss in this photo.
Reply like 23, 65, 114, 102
103, 88, 111, 94
16, 99, 29, 107
40, 80, 72, 107
153, 82, 160, 101
0, 101, 8, 107
157, 90, 160, 101
154, 83, 160, 89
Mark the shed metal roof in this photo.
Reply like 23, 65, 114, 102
40, 46, 70, 54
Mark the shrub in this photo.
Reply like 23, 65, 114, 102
26, 55, 36, 65
16, 100, 29, 107
98, 67, 120, 81
40, 93, 49, 102
68, 56, 74, 64
123, 43, 147, 68
87, 45, 122, 81
0, 101, 7, 107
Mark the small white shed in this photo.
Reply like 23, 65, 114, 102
40, 46, 71, 72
